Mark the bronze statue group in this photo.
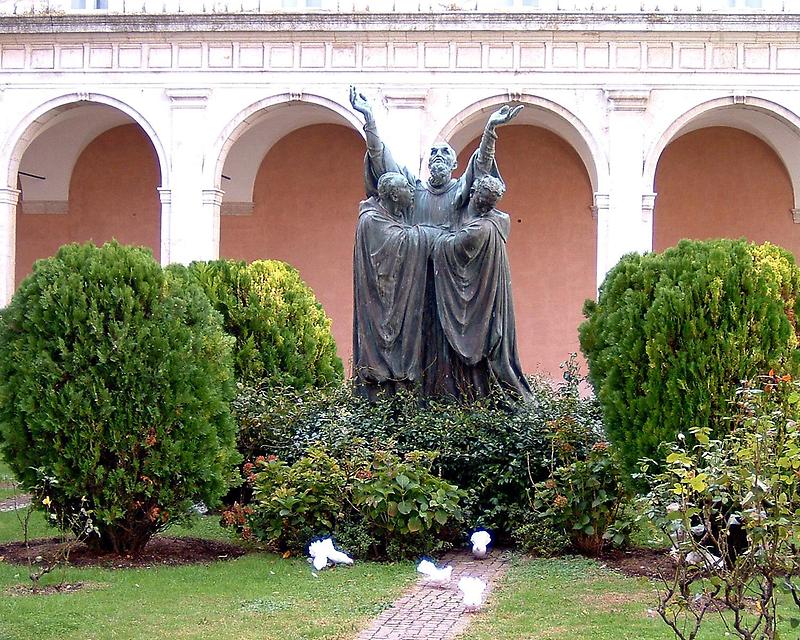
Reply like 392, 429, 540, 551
350, 87, 532, 402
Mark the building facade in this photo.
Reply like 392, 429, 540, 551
1, 1, 799, 375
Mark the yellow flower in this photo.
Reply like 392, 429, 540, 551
42, 496, 51, 507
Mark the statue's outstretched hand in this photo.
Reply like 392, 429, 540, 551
486, 104, 524, 129
350, 86, 373, 121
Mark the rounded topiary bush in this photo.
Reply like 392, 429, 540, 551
188, 259, 343, 388
579, 238, 800, 479
0, 242, 239, 554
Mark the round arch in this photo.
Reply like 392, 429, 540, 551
434, 93, 608, 195
3, 92, 169, 190
644, 96, 800, 208
206, 92, 365, 197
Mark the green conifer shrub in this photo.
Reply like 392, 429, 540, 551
188, 259, 343, 388
0, 242, 239, 554
579, 239, 800, 479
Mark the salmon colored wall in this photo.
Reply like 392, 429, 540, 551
459, 125, 596, 377
654, 127, 796, 255
16, 124, 161, 285
220, 124, 365, 369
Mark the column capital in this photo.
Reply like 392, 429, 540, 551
0, 188, 20, 206
591, 192, 610, 220
202, 188, 225, 207
642, 192, 657, 223
157, 187, 172, 205
792, 208, 800, 224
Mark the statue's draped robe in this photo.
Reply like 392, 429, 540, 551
360, 142, 503, 395
353, 197, 437, 399
432, 209, 532, 400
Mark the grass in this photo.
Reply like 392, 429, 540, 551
0, 501, 796, 639
0, 508, 414, 640
461, 555, 797, 640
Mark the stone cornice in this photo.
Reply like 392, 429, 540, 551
2, 12, 800, 36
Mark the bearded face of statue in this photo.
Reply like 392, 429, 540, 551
428, 143, 457, 187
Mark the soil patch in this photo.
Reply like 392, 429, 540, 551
0, 536, 248, 569
5, 581, 98, 596
598, 547, 675, 580
583, 590, 650, 612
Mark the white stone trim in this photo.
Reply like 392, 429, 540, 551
606, 89, 650, 113
642, 192, 656, 224
2, 92, 170, 191
165, 88, 211, 109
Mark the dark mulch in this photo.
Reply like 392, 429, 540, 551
598, 547, 675, 580
0, 536, 248, 569
6, 582, 90, 596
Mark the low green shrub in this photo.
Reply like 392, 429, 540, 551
353, 450, 464, 555
227, 445, 465, 560
231, 355, 603, 543
0, 242, 239, 554
247, 447, 347, 551
511, 515, 570, 557
532, 442, 631, 555
188, 259, 343, 388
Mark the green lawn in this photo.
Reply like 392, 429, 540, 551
462, 555, 796, 640
0, 509, 414, 640
1, 505, 795, 640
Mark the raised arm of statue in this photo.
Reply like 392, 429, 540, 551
349, 85, 415, 197
350, 86, 381, 156
476, 104, 524, 171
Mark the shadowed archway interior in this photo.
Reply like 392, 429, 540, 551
16, 123, 161, 286
654, 126, 796, 256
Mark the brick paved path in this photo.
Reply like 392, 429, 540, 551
355, 550, 510, 640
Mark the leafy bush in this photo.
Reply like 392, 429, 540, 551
580, 239, 800, 479
532, 442, 631, 555
353, 450, 464, 558
0, 242, 239, 554
231, 355, 603, 542
188, 259, 343, 387
233, 445, 464, 560
640, 374, 800, 639
247, 448, 348, 551
511, 515, 570, 557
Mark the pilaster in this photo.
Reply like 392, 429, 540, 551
0, 187, 20, 306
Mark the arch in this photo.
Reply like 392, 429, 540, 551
435, 93, 608, 196
206, 92, 365, 197
644, 96, 800, 208
3, 92, 169, 190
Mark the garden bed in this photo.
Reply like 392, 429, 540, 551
0, 536, 247, 568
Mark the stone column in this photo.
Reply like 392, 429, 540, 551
592, 192, 611, 292
0, 187, 19, 306
603, 89, 651, 281
157, 187, 172, 265
163, 88, 216, 265
202, 188, 224, 261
